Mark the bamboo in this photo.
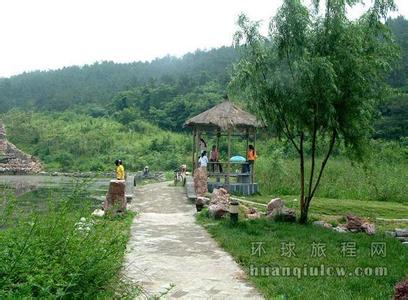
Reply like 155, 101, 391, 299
192, 128, 196, 174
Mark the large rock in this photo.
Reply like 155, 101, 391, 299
345, 214, 375, 235
267, 207, 296, 222
246, 207, 261, 220
267, 198, 285, 214
208, 204, 228, 219
103, 180, 126, 214
313, 221, 333, 228
394, 277, 408, 300
194, 167, 208, 196
396, 229, 408, 238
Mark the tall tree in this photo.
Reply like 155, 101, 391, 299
231, 0, 398, 223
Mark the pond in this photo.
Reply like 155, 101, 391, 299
0, 175, 112, 214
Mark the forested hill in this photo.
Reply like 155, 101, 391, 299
0, 46, 238, 113
0, 17, 407, 136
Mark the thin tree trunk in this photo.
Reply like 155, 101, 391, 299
299, 132, 307, 224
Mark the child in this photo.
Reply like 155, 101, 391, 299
115, 159, 125, 180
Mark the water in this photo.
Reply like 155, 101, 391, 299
0, 175, 113, 214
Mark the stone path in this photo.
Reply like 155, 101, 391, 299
124, 181, 263, 299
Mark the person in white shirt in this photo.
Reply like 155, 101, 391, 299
198, 151, 208, 168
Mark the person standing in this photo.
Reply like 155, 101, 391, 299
247, 145, 257, 173
198, 151, 208, 168
199, 138, 207, 155
210, 145, 223, 173
115, 159, 125, 180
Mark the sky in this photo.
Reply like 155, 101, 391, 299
0, 0, 407, 78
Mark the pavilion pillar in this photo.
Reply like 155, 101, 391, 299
226, 128, 231, 185
192, 128, 196, 174
252, 130, 257, 184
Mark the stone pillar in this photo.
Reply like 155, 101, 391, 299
125, 175, 134, 203
104, 180, 126, 214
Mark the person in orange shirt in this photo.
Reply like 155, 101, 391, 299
247, 145, 257, 173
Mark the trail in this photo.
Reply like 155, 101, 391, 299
124, 181, 263, 299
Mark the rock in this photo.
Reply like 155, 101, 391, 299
385, 231, 397, 237
246, 207, 261, 219
394, 277, 408, 300
397, 237, 408, 243
313, 221, 333, 228
208, 204, 228, 219
403, 242, 408, 247
103, 180, 126, 215
193, 167, 208, 196
92, 208, 105, 217
396, 229, 408, 238
267, 198, 285, 213
196, 196, 210, 206
345, 214, 375, 235
361, 222, 376, 235
334, 226, 348, 233
267, 207, 296, 222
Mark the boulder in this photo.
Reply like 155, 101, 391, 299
313, 221, 333, 228
396, 229, 408, 238
267, 207, 296, 222
208, 204, 228, 219
361, 222, 376, 235
92, 209, 105, 217
385, 231, 397, 237
394, 277, 408, 300
246, 207, 261, 220
103, 180, 126, 215
345, 214, 375, 235
267, 198, 285, 214
193, 167, 208, 196
334, 226, 348, 233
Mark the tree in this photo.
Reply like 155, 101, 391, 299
231, 0, 398, 223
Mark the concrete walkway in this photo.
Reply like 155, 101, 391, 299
124, 181, 263, 299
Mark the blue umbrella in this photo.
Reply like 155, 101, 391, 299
230, 155, 246, 162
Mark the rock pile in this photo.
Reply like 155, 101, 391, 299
313, 214, 376, 235
193, 167, 208, 196
208, 188, 230, 219
266, 198, 296, 222
386, 228, 408, 247
0, 142, 42, 174
0, 121, 42, 174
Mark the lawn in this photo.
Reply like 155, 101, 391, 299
197, 212, 408, 299
237, 194, 408, 231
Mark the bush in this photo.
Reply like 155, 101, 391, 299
0, 194, 137, 298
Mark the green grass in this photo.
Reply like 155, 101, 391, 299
197, 212, 408, 299
238, 194, 408, 231
0, 188, 139, 298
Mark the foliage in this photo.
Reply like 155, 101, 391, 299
255, 139, 408, 203
0, 47, 238, 114
1, 111, 191, 172
0, 189, 137, 298
197, 212, 408, 299
231, 0, 399, 222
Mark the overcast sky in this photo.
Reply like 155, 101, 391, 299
0, 0, 407, 78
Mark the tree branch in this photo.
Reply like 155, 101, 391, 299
308, 128, 336, 205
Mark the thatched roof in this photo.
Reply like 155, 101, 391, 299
184, 100, 262, 131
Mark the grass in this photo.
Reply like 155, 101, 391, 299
197, 212, 408, 299
237, 194, 408, 232
0, 186, 139, 298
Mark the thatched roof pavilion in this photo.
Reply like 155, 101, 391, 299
185, 100, 262, 131
185, 99, 262, 195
